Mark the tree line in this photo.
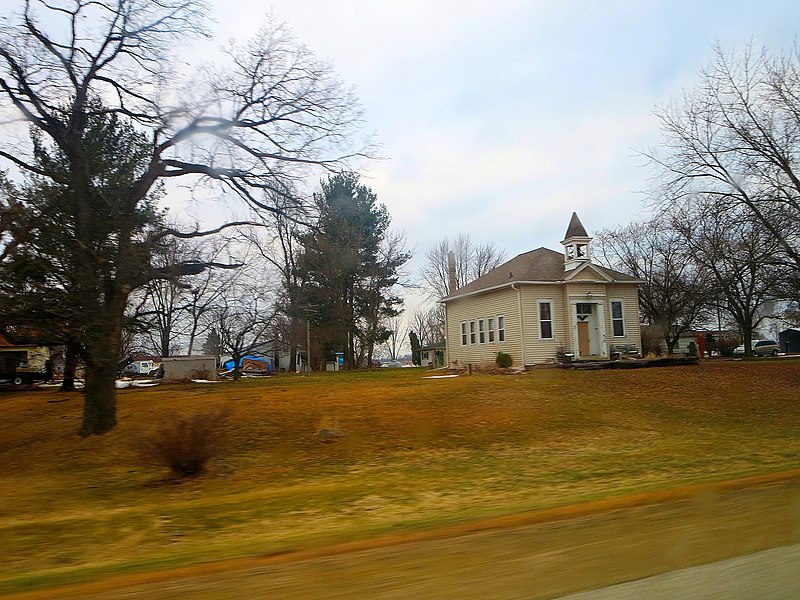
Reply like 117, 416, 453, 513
596, 43, 800, 355
0, 1, 405, 436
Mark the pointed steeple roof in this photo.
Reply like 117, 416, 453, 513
564, 212, 588, 239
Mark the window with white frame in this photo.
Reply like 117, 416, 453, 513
461, 322, 467, 346
469, 320, 476, 344
539, 300, 554, 339
611, 300, 624, 337
498, 315, 505, 342
479, 319, 485, 343
488, 317, 495, 342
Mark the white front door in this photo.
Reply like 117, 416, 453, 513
574, 302, 606, 357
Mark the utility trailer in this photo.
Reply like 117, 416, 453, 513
0, 345, 51, 385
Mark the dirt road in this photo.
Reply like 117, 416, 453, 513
9, 474, 800, 599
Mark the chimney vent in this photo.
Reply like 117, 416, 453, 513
447, 251, 457, 294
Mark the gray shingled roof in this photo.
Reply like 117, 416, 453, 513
564, 212, 589, 239
442, 247, 640, 301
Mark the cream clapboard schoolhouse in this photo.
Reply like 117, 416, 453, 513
442, 213, 642, 367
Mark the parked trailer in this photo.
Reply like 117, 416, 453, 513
0, 346, 51, 385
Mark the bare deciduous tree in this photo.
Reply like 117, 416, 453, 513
213, 284, 275, 381
0, 1, 366, 435
419, 234, 506, 300
244, 191, 309, 372
650, 43, 800, 294
408, 304, 445, 347
671, 200, 782, 355
382, 314, 408, 361
596, 219, 709, 354
130, 233, 240, 357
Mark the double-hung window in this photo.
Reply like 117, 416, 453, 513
498, 315, 505, 342
539, 301, 554, 339
611, 300, 624, 337
469, 321, 476, 344
461, 322, 468, 346
478, 319, 485, 343
488, 317, 495, 342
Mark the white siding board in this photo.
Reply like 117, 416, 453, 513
604, 284, 642, 351
445, 287, 521, 367
520, 285, 567, 364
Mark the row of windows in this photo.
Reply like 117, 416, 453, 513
459, 301, 626, 346
461, 315, 505, 346
460, 301, 625, 345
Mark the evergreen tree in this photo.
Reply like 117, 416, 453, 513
409, 331, 421, 366
202, 329, 222, 357
298, 173, 409, 369
0, 112, 164, 434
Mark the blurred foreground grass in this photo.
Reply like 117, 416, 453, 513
1, 360, 799, 593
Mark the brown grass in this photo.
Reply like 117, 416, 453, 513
0, 360, 799, 593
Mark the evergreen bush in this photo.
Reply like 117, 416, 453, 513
496, 352, 513, 368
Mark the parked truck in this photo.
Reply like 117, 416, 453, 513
0, 345, 52, 385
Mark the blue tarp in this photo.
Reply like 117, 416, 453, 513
223, 355, 271, 370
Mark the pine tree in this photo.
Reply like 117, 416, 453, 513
298, 173, 409, 369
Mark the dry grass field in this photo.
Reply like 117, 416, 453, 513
1, 359, 799, 594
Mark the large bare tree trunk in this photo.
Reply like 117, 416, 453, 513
80, 360, 118, 437
78, 297, 126, 437
60, 344, 79, 392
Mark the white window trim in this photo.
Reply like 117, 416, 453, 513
488, 317, 495, 343
611, 299, 625, 337
497, 315, 505, 343
469, 320, 476, 345
460, 321, 468, 346
539, 300, 554, 340
478, 319, 486, 344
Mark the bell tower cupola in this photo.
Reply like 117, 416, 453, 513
561, 212, 592, 271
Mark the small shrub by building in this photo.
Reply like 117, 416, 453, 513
496, 352, 513, 368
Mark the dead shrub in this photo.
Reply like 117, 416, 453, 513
470, 361, 521, 375
316, 415, 345, 443
138, 408, 232, 477
186, 367, 214, 381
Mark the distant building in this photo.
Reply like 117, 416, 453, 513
779, 329, 800, 353
419, 342, 446, 367
161, 356, 218, 380
442, 214, 642, 367
0, 333, 52, 384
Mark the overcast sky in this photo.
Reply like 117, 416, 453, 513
7, 1, 800, 316
194, 1, 800, 267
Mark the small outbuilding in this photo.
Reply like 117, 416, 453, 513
419, 342, 446, 367
161, 356, 217, 381
778, 329, 800, 354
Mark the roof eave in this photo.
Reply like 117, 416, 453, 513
440, 278, 643, 303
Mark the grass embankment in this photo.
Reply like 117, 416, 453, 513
1, 360, 799, 593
